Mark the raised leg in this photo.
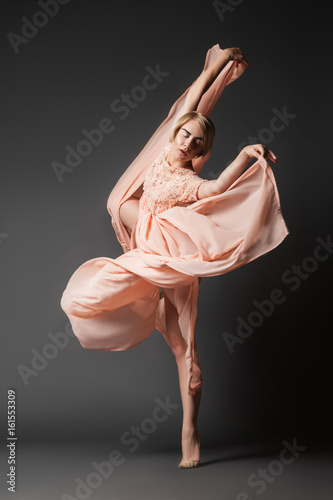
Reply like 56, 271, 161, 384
164, 292, 201, 467
119, 198, 140, 233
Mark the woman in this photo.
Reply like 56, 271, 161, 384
61, 45, 288, 469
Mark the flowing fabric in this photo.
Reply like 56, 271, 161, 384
61, 45, 289, 395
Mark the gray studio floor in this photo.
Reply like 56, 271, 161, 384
1, 440, 332, 500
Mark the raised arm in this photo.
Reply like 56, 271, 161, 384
182, 47, 251, 115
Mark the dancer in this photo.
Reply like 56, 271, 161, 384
61, 45, 288, 468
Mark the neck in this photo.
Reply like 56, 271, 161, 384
167, 148, 193, 170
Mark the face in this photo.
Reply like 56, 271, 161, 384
171, 119, 204, 162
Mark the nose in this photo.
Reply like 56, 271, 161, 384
184, 137, 192, 150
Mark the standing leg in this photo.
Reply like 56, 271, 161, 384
164, 292, 201, 467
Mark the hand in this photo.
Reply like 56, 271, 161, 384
225, 47, 251, 66
241, 144, 278, 164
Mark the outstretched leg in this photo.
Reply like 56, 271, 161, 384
164, 292, 201, 466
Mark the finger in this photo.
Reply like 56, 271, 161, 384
267, 149, 278, 163
238, 49, 251, 66
252, 146, 263, 159
260, 145, 278, 164
241, 56, 252, 66
257, 144, 266, 157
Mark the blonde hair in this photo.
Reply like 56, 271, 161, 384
169, 111, 215, 157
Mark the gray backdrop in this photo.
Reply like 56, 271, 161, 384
1, 0, 332, 457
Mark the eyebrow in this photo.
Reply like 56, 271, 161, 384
181, 128, 203, 141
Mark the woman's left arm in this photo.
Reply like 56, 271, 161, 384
197, 144, 277, 199
182, 47, 251, 115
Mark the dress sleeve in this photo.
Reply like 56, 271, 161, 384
181, 174, 208, 204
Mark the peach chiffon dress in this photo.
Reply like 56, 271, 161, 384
61, 45, 288, 395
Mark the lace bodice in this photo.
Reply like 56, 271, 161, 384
142, 144, 206, 215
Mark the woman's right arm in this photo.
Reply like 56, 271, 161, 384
181, 47, 250, 115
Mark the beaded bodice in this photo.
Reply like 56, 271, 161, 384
142, 144, 205, 215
